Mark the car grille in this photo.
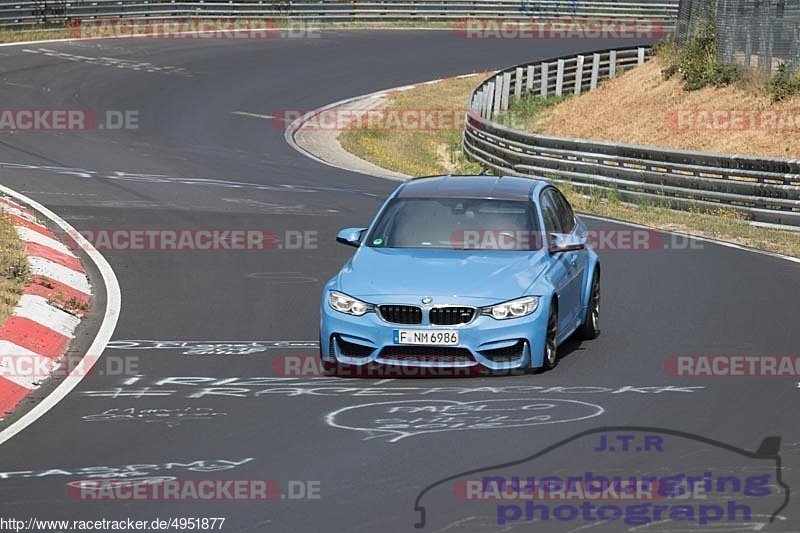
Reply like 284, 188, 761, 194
334, 336, 374, 358
378, 346, 474, 364
378, 305, 422, 325
429, 306, 475, 325
480, 341, 526, 364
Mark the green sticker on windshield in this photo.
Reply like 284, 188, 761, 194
372, 237, 384, 246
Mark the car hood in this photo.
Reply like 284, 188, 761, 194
336, 247, 548, 303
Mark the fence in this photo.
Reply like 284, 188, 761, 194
463, 47, 800, 227
0, 0, 679, 29
676, 0, 800, 73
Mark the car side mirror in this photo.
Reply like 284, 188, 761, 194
336, 227, 367, 248
549, 232, 585, 253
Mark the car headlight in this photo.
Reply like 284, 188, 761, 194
328, 291, 371, 316
483, 296, 539, 320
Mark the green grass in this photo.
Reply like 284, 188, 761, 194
339, 74, 486, 176
494, 94, 569, 131
0, 211, 29, 324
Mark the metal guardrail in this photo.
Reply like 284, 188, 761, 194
463, 46, 800, 227
0, 0, 678, 28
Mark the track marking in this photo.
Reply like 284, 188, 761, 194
231, 111, 276, 120
0, 185, 121, 447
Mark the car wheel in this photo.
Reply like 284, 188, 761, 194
539, 303, 559, 372
577, 269, 600, 340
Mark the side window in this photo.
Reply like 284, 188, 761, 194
550, 189, 576, 233
540, 192, 562, 234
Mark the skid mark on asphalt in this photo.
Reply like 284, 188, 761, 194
21, 48, 192, 75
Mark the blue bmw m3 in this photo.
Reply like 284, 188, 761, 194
319, 175, 600, 374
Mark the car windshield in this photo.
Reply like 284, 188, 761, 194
366, 197, 542, 250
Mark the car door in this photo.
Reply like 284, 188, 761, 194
540, 190, 572, 333
542, 189, 584, 330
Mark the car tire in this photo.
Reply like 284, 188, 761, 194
537, 302, 559, 372
577, 269, 600, 340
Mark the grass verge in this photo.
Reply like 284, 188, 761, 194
339, 74, 486, 176
0, 27, 69, 43
0, 210, 29, 324
338, 74, 800, 258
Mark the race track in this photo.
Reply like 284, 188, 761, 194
0, 30, 798, 532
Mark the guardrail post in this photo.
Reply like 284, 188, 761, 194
473, 90, 483, 117
540, 62, 549, 97
485, 82, 495, 119
501, 72, 511, 111
609, 50, 617, 78
637, 47, 646, 65
514, 67, 523, 99
590, 53, 600, 89
526, 65, 535, 92
493, 76, 503, 116
574, 55, 585, 95
555, 59, 565, 96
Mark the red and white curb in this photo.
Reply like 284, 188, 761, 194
0, 197, 93, 414
0, 185, 122, 445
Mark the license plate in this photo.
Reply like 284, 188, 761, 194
393, 330, 459, 345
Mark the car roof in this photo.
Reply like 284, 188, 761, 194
396, 175, 548, 201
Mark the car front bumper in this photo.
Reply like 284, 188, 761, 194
319, 299, 549, 372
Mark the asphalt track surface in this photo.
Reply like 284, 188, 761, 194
0, 31, 798, 532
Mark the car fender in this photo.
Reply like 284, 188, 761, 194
580, 253, 600, 313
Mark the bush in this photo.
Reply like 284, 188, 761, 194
659, 17, 741, 91
768, 64, 800, 102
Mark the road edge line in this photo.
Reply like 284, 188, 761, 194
0, 184, 121, 446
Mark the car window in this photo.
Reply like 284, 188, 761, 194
540, 191, 562, 234
550, 189, 576, 233
366, 197, 541, 250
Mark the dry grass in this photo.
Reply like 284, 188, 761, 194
339, 74, 487, 176
339, 71, 800, 258
0, 27, 68, 43
0, 211, 28, 324
534, 58, 800, 158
